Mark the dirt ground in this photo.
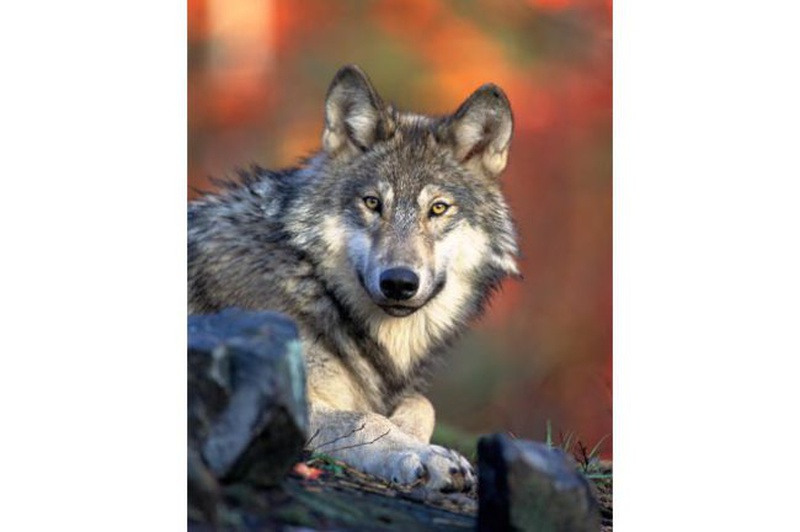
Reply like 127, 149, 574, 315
201, 452, 612, 530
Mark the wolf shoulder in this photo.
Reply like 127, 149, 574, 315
187, 165, 324, 315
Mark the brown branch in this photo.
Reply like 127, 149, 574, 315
322, 428, 392, 454
304, 427, 321, 448
310, 422, 367, 452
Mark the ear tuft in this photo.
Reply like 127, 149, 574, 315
322, 65, 392, 159
444, 83, 513, 177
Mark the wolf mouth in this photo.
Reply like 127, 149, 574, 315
379, 305, 420, 317
356, 273, 447, 318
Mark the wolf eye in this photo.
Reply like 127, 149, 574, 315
429, 201, 450, 217
363, 196, 381, 212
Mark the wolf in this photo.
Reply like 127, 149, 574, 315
188, 65, 519, 492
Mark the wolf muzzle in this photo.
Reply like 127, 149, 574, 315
357, 266, 446, 318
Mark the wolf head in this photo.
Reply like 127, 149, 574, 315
293, 65, 518, 331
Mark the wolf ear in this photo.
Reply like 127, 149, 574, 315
322, 65, 393, 159
442, 84, 513, 178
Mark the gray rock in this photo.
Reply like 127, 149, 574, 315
477, 434, 599, 532
188, 308, 308, 489
188, 447, 220, 523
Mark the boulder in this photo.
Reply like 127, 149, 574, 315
477, 434, 599, 531
188, 308, 308, 494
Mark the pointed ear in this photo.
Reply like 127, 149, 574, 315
442, 84, 513, 177
322, 65, 393, 159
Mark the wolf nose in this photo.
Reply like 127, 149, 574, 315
379, 268, 419, 301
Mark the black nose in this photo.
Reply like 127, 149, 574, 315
379, 268, 419, 301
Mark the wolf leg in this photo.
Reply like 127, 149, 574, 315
307, 408, 474, 492
389, 393, 435, 443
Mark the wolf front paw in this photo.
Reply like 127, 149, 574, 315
389, 445, 475, 492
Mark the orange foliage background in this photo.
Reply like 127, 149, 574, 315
188, 0, 612, 457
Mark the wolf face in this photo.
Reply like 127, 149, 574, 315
313, 66, 519, 322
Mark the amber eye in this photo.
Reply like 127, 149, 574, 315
429, 201, 450, 217
363, 196, 381, 212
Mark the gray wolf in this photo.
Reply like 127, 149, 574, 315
188, 65, 519, 492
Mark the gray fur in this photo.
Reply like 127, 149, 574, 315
188, 65, 519, 491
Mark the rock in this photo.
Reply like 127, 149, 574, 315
188, 447, 221, 523
477, 434, 599, 532
188, 308, 308, 491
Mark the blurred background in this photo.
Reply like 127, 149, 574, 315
188, 0, 612, 458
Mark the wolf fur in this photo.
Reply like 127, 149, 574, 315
188, 65, 519, 491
